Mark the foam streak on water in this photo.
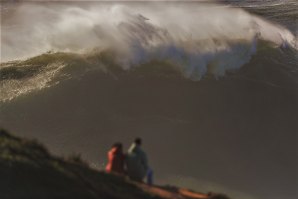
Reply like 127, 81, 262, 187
0, 62, 65, 102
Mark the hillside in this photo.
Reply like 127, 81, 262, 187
0, 128, 230, 199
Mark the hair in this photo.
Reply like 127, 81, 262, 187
112, 142, 123, 149
134, 138, 142, 145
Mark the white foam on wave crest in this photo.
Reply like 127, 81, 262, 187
1, 2, 296, 79
0, 62, 65, 102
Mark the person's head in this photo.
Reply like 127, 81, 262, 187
112, 142, 123, 151
134, 138, 142, 146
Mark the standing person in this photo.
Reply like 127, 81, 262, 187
105, 142, 125, 175
126, 138, 153, 184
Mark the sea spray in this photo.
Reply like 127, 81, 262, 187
2, 2, 296, 76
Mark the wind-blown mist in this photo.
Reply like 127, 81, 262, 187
2, 2, 296, 79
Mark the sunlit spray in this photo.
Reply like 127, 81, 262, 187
1, 2, 296, 80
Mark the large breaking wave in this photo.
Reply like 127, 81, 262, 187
1, 2, 297, 102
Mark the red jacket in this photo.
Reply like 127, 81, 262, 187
105, 147, 125, 174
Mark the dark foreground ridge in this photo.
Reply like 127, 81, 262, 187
0, 129, 230, 199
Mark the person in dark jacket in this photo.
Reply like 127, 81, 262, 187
105, 142, 125, 174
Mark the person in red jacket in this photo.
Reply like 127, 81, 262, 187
105, 142, 125, 174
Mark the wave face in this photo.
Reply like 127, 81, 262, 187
1, 44, 297, 102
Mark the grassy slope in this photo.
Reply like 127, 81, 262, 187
0, 129, 229, 199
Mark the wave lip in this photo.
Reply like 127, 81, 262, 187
2, 2, 296, 59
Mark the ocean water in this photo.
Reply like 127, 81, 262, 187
0, 1, 297, 199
